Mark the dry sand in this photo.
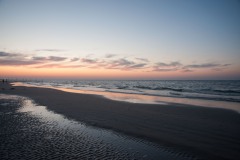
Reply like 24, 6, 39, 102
1, 83, 240, 160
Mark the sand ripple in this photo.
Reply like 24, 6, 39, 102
0, 94, 199, 160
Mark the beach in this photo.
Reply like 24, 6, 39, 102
1, 82, 240, 160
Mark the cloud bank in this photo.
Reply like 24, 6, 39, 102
0, 51, 231, 73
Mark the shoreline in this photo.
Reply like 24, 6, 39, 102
12, 82, 240, 113
1, 83, 240, 159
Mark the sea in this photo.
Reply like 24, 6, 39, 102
13, 80, 240, 112
20, 80, 240, 102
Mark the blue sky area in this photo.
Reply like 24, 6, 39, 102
0, 0, 239, 79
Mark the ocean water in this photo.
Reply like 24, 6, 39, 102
22, 80, 240, 103
0, 94, 199, 160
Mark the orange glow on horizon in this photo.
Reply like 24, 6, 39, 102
1, 65, 239, 80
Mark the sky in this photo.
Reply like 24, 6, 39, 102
0, 0, 240, 80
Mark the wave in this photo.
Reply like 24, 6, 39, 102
213, 89, 240, 94
23, 80, 240, 103
116, 86, 128, 89
135, 85, 184, 92
154, 87, 184, 92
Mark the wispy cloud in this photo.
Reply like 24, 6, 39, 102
106, 58, 134, 69
156, 61, 182, 67
48, 56, 67, 61
32, 56, 47, 61
86, 53, 94, 58
79, 57, 149, 71
183, 63, 230, 69
180, 63, 232, 73
0, 51, 27, 58
152, 61, 231, 72
182, 69, 194, 72
81, 58, 98, 64
35, 49, 66, 52
125, 63, 147, 70
0, 59, 42, 66
105, 58, 148, 70
60, 64, 84, 68
34, 64, 61, 68
105, 54, 117, 58
0, 51, 232, 73
0, 51, 67, 66
0, 51, 34, 66
183, 63, 218, 69
135, 58, 149, 62
34, 64, 84, 68
222, 64, 231, 67
153, 61, 182, 72
32, 56, 67, 62
112, 58, 135, 66
70, 57, 79, 62
0, 51, 19, 57
153, 67, 178, 72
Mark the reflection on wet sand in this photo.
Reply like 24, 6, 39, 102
0, 94, 197, 160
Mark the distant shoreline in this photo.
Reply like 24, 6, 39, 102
1, 82, 240, 160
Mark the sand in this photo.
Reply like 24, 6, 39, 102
1, 82, 240, 160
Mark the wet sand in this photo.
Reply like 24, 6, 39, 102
1, 94, 196, 160
1, 83, 240, 160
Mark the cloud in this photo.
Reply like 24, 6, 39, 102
156, 61, 182, 67
105, 58, 148, 70
32, 56, 67, 62
81, 58, 98, 64
182, 69, 194, 72
222, 64, 231, 67
0, 51, 25, 58
0, 51, 32, 66
124, 63, 147, 70
153, 67, 178, 72
86, 53, 94, 58
0, 51, 232, 73
183, 63, 229, 69
183, 63, 218, 69
70, 57, 79, 62
34, 64, 61, 68
180, 63, 231, 72
105, 54, 117, 58
48, 56, 67, 61
0, 59, 42, 66
34, 64, 84, 68
82, 57, 148, 70
152, 61, 182, 72
0, 51, 68, 67
106, 58, 134, 69
129, 63, 146, 68
152, 62, 232, 72
112, 58, 134, 66
35, 49, 66, 52
32, 56, 47, 61
212, 68, 224, 71
0, 51, 17, 57
135, 58, 149, 62
60, 64, 84, 68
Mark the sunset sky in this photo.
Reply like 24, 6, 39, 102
0, 0, 240, 80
